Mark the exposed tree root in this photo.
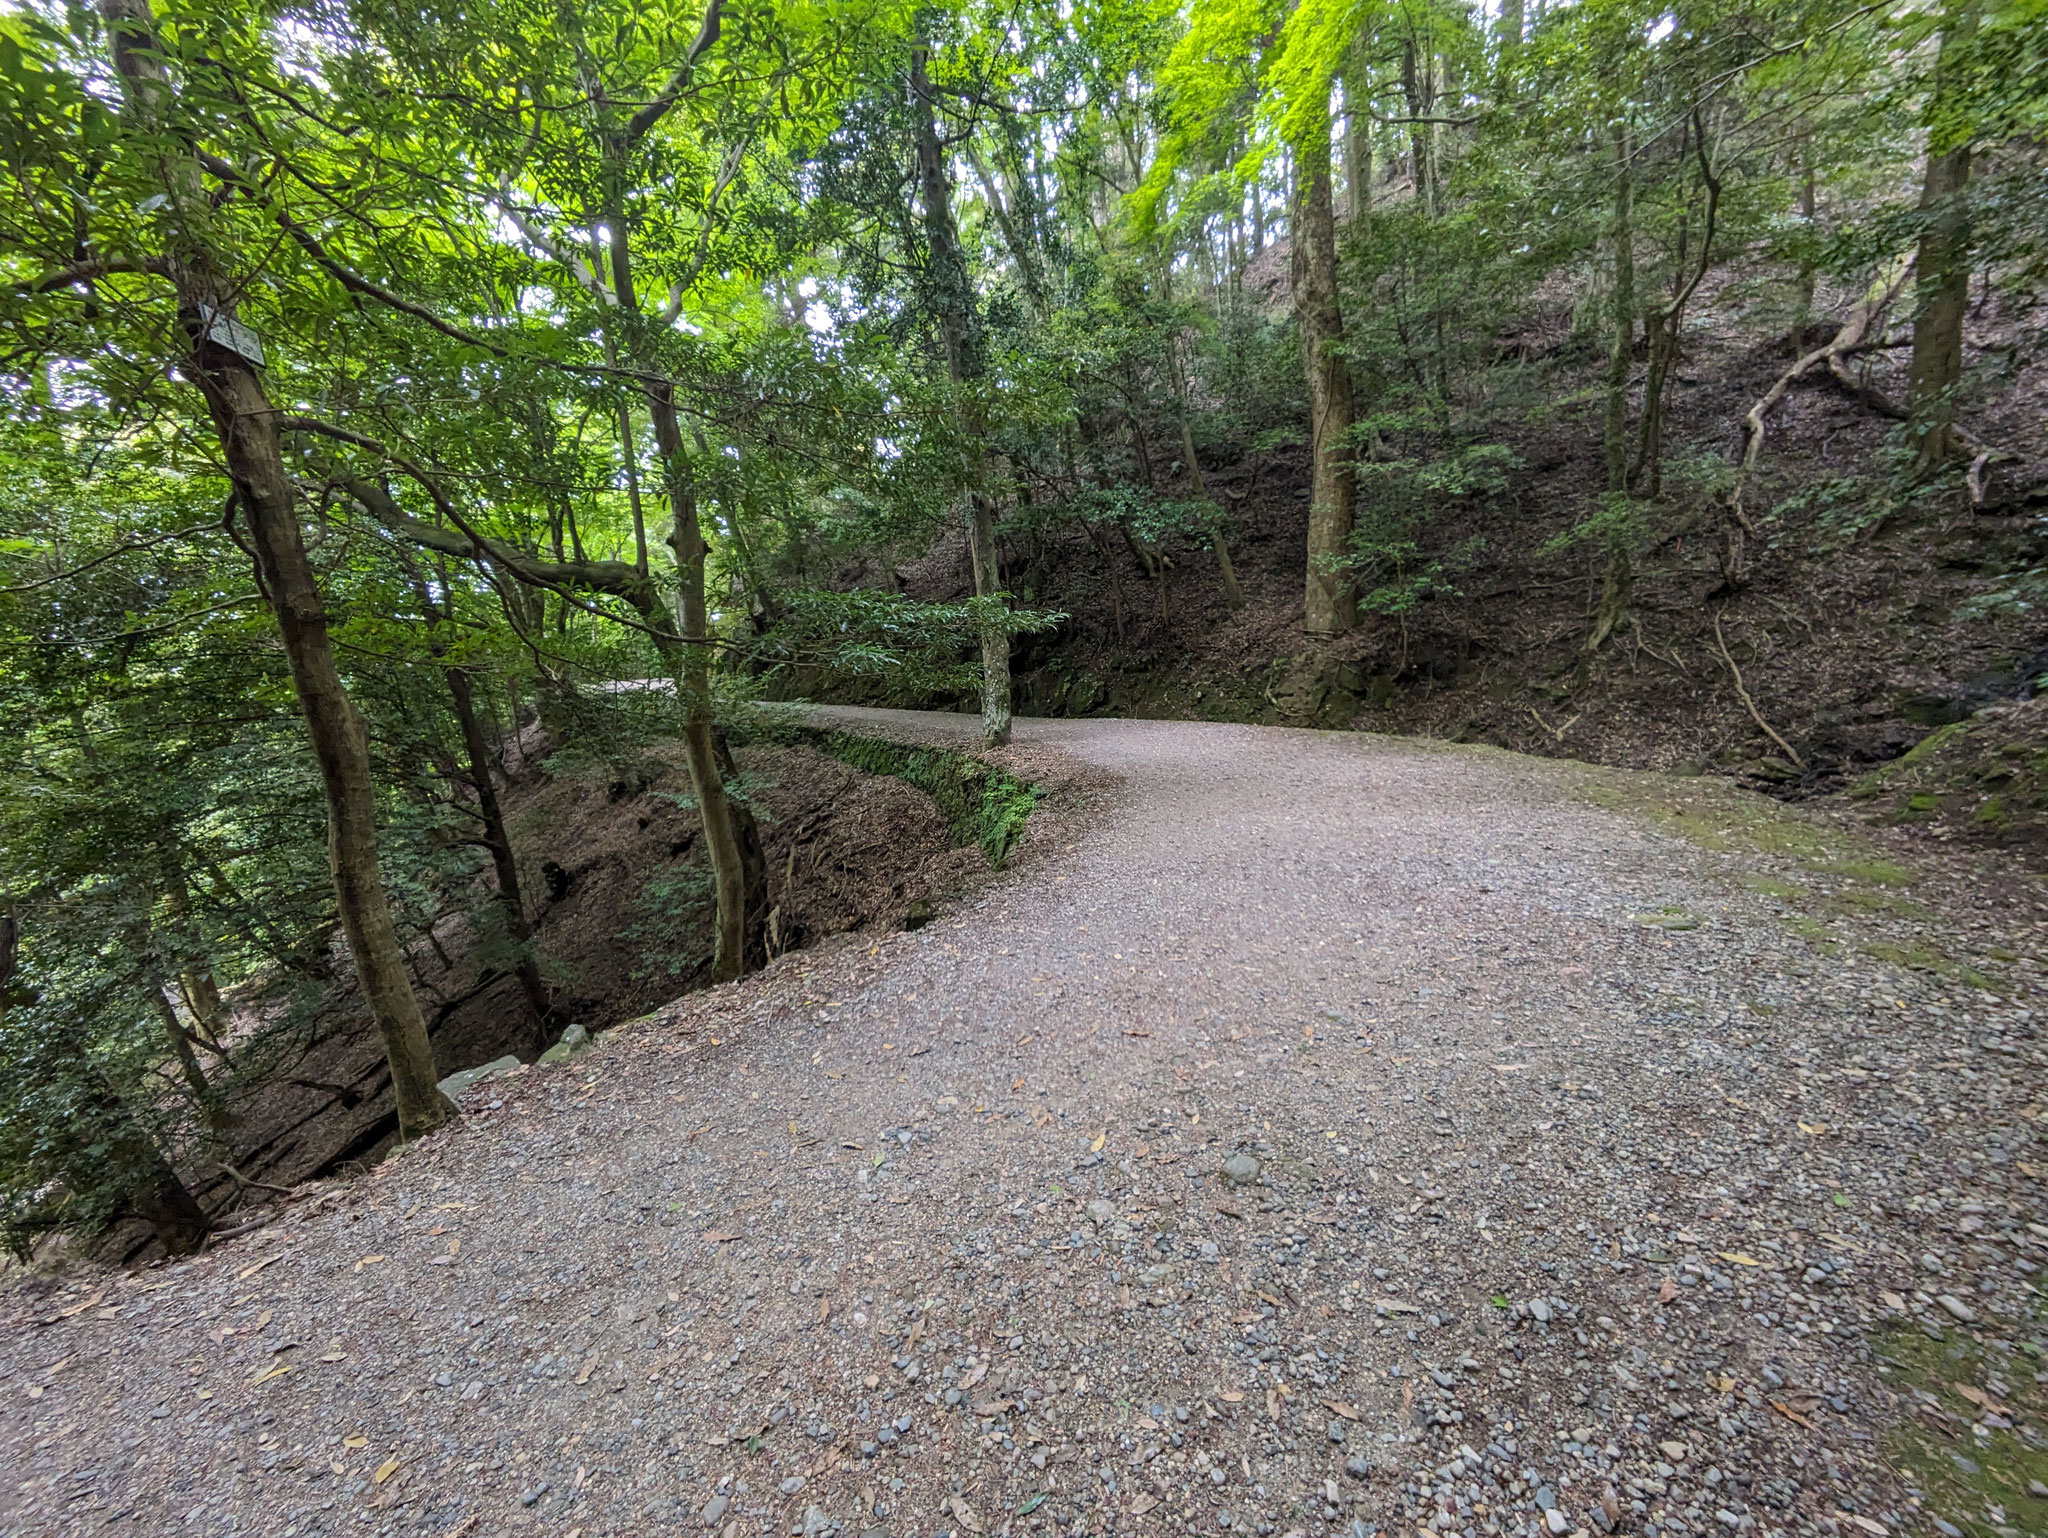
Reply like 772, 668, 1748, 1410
1723, 261, 1910, 571
1712, 610, 1804, 771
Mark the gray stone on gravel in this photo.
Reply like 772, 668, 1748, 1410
438, 1054, 522, 1098
1221, 1151, 1260, 1185
700, 1493, 730, 1527
538, 1021, 592, 1064
1085, 1198, 1117, 1226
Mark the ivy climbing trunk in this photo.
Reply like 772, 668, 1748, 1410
100, 0, 452, 1140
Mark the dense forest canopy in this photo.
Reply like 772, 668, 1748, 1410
0, 0, 2042, 1253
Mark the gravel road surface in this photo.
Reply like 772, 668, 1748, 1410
4, 711, 2043, 1538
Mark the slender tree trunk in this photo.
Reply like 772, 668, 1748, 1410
443, 663, 552, 1046
911, 38, 1012, 745
149, 983, 220, 1125
1790, 128, 1817, 355
1293, 121, 1357, 636
1401, 38, 1434, 215
1907, 0, 1978, 472
104, 1082, 211, 1254
101, 0, 452, 1140
649, 388, 757, 980
1590, 120, 1636, 654
1343, 39, 1374, 231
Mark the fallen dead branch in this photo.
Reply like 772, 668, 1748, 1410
1727, 260, 1910, 537
1712, 611, 1804, 771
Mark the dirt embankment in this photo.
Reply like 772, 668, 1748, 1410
188, 736, 994, 1220
829, 272, 2048, 867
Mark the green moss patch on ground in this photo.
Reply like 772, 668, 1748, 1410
1848, 698, 2048, 856
1564, 762, 2028, 991
1872, 1320, 2048, 1538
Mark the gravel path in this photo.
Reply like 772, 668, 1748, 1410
4, 712, 2044, 1538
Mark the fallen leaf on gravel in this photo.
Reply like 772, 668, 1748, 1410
374, 1458, 400, 1484
1123, 1029, 1150, 1038
950, 1495, 982, 1531
344, 1436, 368, 1448
817, 1298, 830, 1322
56, 1292, 105, 1319
1955, 1383, 2011, 1416
575, 1361, 595, 1385
1217, 1390, 1244, 1402
1835, 1514, 1886, 1536
1769, 1400, 1816, 1430
248, 1362, 292, 1386
1489, 1063, 1528, 1073
1089, 1130, 1106, 1153
1797, 1121, 1827, 1135
908, 1045, 930, 1057
961, 1362, 988, 1390
1133, 1415, 1158, 1431
701, 1230, 740, 1244
1321, 1399, 1359, 1421
1717, 1252, 1761, 1267
236, 1255, 283, 1281
1130, 1495, 1157, 1515
1015, 1494, 1046, 1516
353, 1255, 386, 1272
1374, 1299, 1420, 1315
1657, 1278, 1679, 1304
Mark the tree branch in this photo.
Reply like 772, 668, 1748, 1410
623, 0, 725, 145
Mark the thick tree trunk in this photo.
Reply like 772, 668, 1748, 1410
101, 0, 452, 1141
1292, 126, 1357, 636
1907, 5, 1976, 473
911, 40, 1012, 745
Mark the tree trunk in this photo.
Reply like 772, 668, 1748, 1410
149, 983, 220, 1125
1790, 128, 1816, 356
1907, 1, 1978, 472
101, 0, 452, 1141
1590, 120, 1635, 654
443, 661, 553, 1046
911, 39, 1012, 745
1292, 123, 1357, 636
1343, 39, 1374, 231
649, 387, 758, 981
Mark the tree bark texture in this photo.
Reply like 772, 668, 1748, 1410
912, 39, 1012, 744
101, 0, 452, 1141
1292, 124, 1357, 636
1907, 2, 1978, 473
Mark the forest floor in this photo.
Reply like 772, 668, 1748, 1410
3, 709, 2045, 1538
839, 274, 2048, 868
